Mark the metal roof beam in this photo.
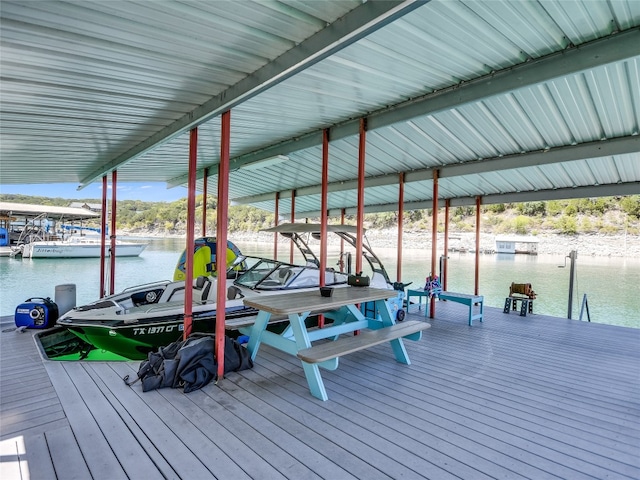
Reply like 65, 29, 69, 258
168, 27, 640, 188
232, 135, 640, 204
298, 182, 640, 218
79, 0, 429, 188
448, 182, 640, 207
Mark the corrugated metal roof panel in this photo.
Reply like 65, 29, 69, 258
404, 181, 434, 202
562, 161, 600, 187
608, 154, 640, 183
0, 0, 364, 183
1, 0, 639, 214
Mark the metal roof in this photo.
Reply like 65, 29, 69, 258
1, 0, 639, 217
0, 201, 99, 220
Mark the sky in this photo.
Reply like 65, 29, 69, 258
0, 182, 189, 203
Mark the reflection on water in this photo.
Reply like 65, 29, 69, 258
1, 237, 638, 328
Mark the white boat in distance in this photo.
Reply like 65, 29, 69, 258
6, 209, 146, 259
23, 236, 147, 258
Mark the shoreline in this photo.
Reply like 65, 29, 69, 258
122, 228, 640, 258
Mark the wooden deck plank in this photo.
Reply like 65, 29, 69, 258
104, 361, 259, 480
45, 362, 129, 480
0, 405, 64, 437
419, 343, 639, 431
65, 362, 166, 480
76, 362, 215, 479
188, 387, 321, 480
0, 322, 69, 444
45, 425, 92, 480
0, 368, 51, 383
229, 361, 471, 480
333, 352, 636, 479
419, 320, 640, 423
397, 347, 640, 454
256, 347, 531, 479
23, 433, 57, 480
1, 306, 639, 480
0, 383, 59, 407
218, 372, 382, 480
244, 310, 639, 480
81, 363, 177, 479
196, 381, 341, 480
0, 390, 59, 411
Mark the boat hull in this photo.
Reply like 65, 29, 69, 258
66, 320, 194, 360
63, 308, 253, 360
26, 242, 146, 258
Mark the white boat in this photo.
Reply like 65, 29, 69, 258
11, 219, 147, 258
22, 236, 147, 258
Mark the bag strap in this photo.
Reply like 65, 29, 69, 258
123, 373, 141, 387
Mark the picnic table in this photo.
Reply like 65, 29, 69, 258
240, 286, 430, 401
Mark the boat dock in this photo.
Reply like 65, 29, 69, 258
1, 304, 639, 479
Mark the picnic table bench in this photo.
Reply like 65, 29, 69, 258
438, 292, 484, 326
406, 288, 484, 326
224, 313, 288, 330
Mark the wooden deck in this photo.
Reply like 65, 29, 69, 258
1, 303, 639, 479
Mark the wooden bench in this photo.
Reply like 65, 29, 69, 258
225, 314, 288, 330
297, 320, 430, 364
405, 289, 431, 313
503, 296, 534, 317
438, 292, 484, 326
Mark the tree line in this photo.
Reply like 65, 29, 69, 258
2, 193, 638, 236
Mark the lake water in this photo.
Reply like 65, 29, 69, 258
1, 237, 638, 328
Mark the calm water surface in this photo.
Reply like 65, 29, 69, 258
1, 237, 638, 328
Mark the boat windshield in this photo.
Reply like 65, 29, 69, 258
233, 257, 348, 291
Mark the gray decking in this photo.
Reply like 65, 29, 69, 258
1, 302, 639, 479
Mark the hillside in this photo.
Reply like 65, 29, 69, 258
2, 194, 639, 257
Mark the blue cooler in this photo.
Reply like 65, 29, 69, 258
15, 297, 59, 329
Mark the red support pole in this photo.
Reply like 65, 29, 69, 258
99, 176, 107, 298
290, 190, 295, 264
340, 208, 345, 272
319, 129, 329, 329
109, 170, 117, 295
475, 196, 481, 296
274, 192, 279, 260
320, 130, 329, 283
429, 169, 439, 319
183, 128, 198, 340
201, 167, 208, 236
356, 119, 366, 274
443, 199, 450, 291
397, 172, 404, 282
216, 110, 231, 379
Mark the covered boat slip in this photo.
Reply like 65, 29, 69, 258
1, 305, 639, 480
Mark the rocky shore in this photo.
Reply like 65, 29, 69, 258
126, 228, 639, 258
368, 230, 640, 258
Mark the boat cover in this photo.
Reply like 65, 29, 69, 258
124, 334, 252, 393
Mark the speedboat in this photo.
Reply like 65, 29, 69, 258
22, 235, 147, 258
56, 225, 405, 360
56, 257, 351, 360
12, 219, 147, 258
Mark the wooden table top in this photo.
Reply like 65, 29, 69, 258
242, 286, 398, 315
